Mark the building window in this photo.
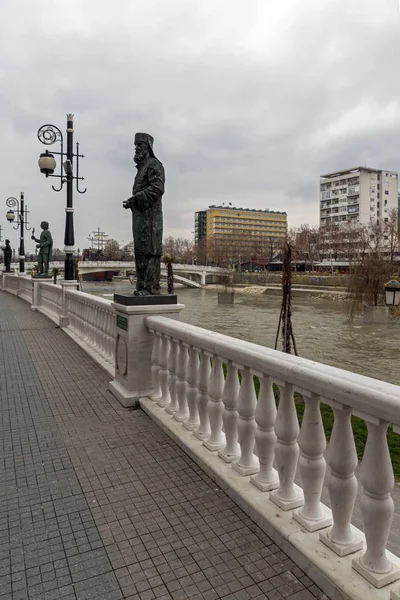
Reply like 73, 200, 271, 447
385, 190, 389, 195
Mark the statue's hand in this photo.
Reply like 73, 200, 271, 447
36, 244, 40, 249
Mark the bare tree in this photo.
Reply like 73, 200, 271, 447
383, 208, 399, 263
103, 239, 121, 260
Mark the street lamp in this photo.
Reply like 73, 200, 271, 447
384, 277, 400, 307
5, 192, 31, 273
37, 114, 86, 280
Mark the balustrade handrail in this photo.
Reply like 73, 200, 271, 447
65, 288, 114, 311
145, 315, 400, 426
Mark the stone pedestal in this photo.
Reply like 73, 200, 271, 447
31, 279, 42, 311
59, 280, 79, 326
109, 295, 184, 408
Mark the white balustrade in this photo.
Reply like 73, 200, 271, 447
3, 274, 19, 294
166, 338, 179, 414
232, 367, 259, 476
18, 276, 33, 303
320, 404, 363, 556
203, 354, 226, 451
143, 314, 400, 592
270, 383, 303, 510
174, 342, 189, 422
219, 361, 240, 462
183, 347, 200, 431
39, 283, 63, 321
250, 374, 279, 491
193, 350, 211, 441
64, 290, 115, 367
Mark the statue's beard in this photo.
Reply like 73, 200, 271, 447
134, 150, 147, 164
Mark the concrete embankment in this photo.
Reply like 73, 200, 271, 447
206, 284, 349, 302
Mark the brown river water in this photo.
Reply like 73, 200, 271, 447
83, 281, 400, 386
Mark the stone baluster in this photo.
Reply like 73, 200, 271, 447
250, 374, 279, 491
106, 311, 114, 362
150, 332, 162, 402
193, 350, 211, 441
174, 342, 189, 422
352, 419, 400, 588
219, 361, 240, 463
203, 355, 226, 451
157, 334, 171, 408
270, 383, 303, 510
320, 404, 363, 556
166, 338, 179, 414
98, 308, 105, 358
232, 367, 259, 476
293, 392, 332, 530
183, 347, 200, 431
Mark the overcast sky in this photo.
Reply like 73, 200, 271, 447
1, 0, 399, 255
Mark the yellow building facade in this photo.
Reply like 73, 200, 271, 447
195, 206, 287, 262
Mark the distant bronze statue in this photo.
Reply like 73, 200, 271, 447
31, 221, 53, 278
1, 239, 12, 272
123, 133, 165, 295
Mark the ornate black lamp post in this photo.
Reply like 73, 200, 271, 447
5, 192, 31, 273
37, 114, 86, 280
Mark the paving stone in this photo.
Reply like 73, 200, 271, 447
0, 291, 326, 599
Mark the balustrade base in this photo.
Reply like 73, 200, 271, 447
173, 413, 189, 423
293, 508, 332, 532
250, 469, 279, 492
218, 448, 241, 463
203, 437, 226, 452
150, 394, 161, 402
353, 556, 400, 589
319, 527, 364, 557
183, 421, 199, 431
193, 430, 210, 441
165, 405, 178, 415
269, 485, 304, 511
232, 456, 259, 477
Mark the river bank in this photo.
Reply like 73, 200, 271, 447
206, 283, 350, 302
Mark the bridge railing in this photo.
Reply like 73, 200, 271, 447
144, 314, 400, 597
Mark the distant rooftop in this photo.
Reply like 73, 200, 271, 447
320, 166, 398, 179
205, 205, 287, 215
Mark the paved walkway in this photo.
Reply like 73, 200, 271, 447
0, 291, 327, 600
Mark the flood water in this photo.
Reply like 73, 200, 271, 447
83, 281, 400, 386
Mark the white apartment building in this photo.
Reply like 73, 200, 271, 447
320, 166, 398, 228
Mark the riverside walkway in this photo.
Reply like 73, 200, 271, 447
0, 290, 326, 600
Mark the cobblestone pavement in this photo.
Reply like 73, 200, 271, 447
0, 291, 328, 600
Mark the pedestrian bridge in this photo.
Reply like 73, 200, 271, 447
18, 261, 230, 288
2, 270, 400, 600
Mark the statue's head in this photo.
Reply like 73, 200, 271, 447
5, 239, 10, 245
41, 221, 49, 230
134, 132, 155, 164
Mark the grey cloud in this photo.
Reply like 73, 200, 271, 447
1, 0, 399, 254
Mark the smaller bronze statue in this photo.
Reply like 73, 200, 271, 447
1, 239, 12, 272
31, 221, 53, 278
